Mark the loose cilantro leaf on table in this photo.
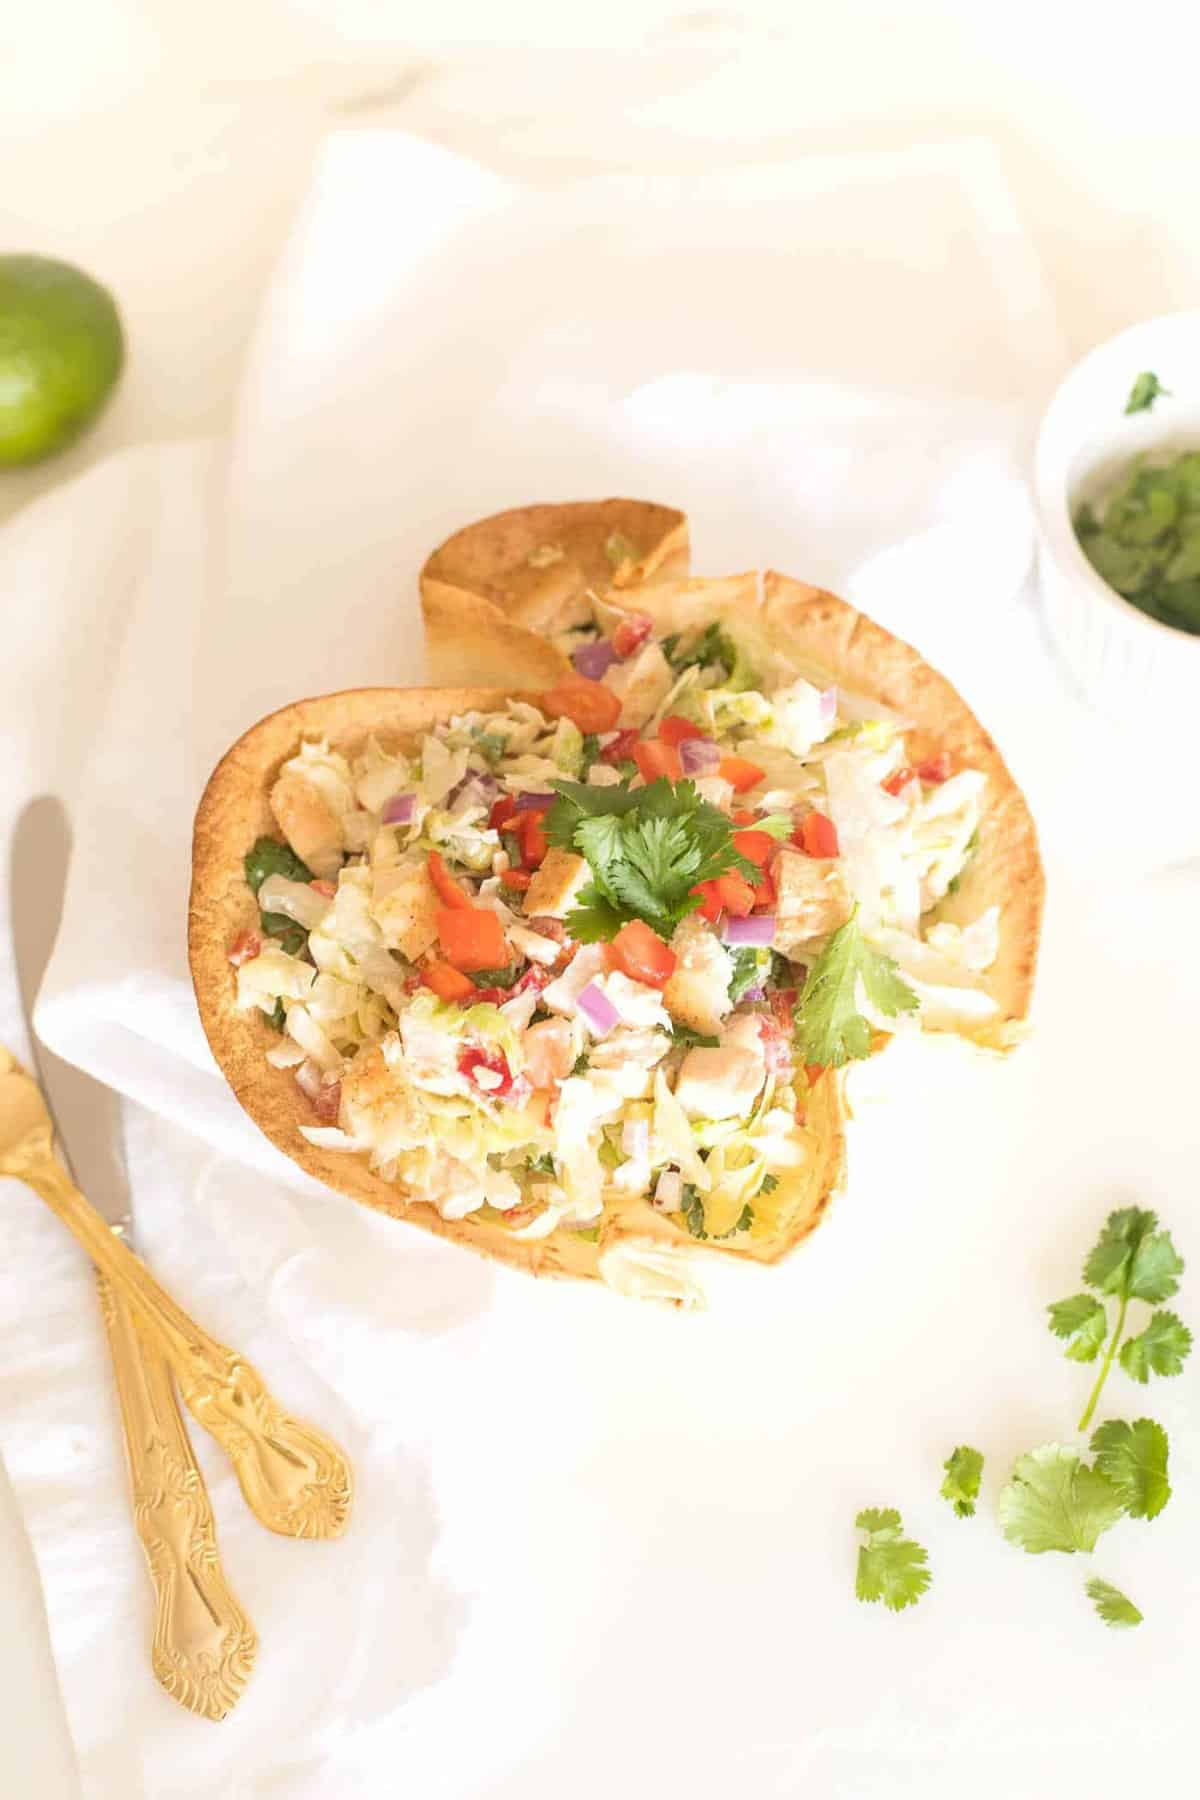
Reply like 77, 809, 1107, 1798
1120, 1310, 1193, 1383
854, 1509, 931, 1612
997, 1444, 1124, 1554
545, 776, 757, 942
1047, 1293, 1109, 1363
1090, 1418, 1171, 1520
1086, 1577, 1143, 1629
940, 1446, 984, 1519
1125, 370, 1170, 414
1051, 1208, 1190, 1430
793, 908, 918, 1067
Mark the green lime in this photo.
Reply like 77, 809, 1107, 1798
0, 254, 125, 467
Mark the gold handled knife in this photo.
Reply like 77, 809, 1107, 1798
9, 799, 257, 1719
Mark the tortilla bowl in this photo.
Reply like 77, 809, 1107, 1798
189, 684, 846, 1292
420, 498, 689, 689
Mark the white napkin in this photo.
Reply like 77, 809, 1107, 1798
4, 130, 1198, 1800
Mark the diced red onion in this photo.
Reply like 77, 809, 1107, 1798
723, 913, 776, 948
621, 1117, 650, 1160
655, 1170, 682, 1211
382, 793, 416, 825
743, 984, 766, 1002
573, 638, 618, 680
576, 981, 620, 1035
294, 1060, 324, 1102
678, 735, 720, 775
516, 790, 556, 811
818, 687, 838, 724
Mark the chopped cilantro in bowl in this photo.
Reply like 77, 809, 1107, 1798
1074, 446, 1200, 636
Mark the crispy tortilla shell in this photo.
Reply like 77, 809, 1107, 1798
189, 685, 844, 1288
420, 499, 689, 688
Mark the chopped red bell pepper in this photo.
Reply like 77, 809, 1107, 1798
732, 829, 774, 866
632, 739, 684, 784
917, 752, 953, 784
715, 871, 756, 917
658, 714, 705, 747
718, 755, 765, 793
691, 880, 723, 922
428, 849, 472, 909
499, 867, 532, 891
797, 811, 840, 858
599, 727, 640, 766
421, 958, 476, 1002
436, 906, 509, 972
490, 794, 519, 830
610, 919, 677, 989
458, 1045, 518, 1098
539, 676, 622, 733
612, 613, 653, 659
517, 810, 549, 868
882, 768, 915, 797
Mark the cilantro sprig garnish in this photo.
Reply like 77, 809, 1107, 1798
940, 1446, 984, 1519
679, 1186, 753, 1240
1124, 370, 1170, 415
854, 1509, 931, 1612
794, 908, 918, 1066
1047, 1207, 1190, 1430
544, 777, 757, 942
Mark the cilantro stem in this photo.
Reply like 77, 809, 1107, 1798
1078, 1293, 1128, 1433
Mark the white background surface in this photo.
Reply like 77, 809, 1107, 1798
3, 3, 1199, 1794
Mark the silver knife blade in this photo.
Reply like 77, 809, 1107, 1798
10, 796, 133, 1239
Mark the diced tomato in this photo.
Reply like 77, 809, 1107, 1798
758, 1015, 793, 1076
917, 752, 953, 784
500, 866, 532, 891
797, 811, 840, 858
599, 727, 640, 766
612, 613, 653, 659
632, 739, 683, 784
732, 809, 758, 827
691, 880, 723, 922
458, 1045, 518, 1098
882, 768, 915, 797
718, 755, 765, 794
610, 918, 678, 989
517, 810, 549, 868
490, 795, 519, 830
228, 928, 262, 967
428, 849, 471, 909
436, 906, 509, 972
539, 676, 622, 733
715, 871, 756, 918
752, 865, 776, 910
658, 714, 705, 747
421, 958, 476, 1002
310, 879, 337, 898
733, 829, 774, 867
804, 1063, 827, 1087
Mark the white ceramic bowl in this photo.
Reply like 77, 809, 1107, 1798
1034, 310, 1200, 717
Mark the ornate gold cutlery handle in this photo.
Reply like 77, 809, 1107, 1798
5, 1114, 352, 1540
99, 1274, 257, 1718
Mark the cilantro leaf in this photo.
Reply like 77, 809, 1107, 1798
997, 1444, 1124, 1554
1082, 1207, 1184, 1303
661, 620, 736, 679
267, 998, 286, 1032
1086, 1576, 1143, 1629
244, 835, 313, 895
569, 1052, 590, 1077
759, 1173, 779, 1195
854, 1508, 931, 1612
527, 1152, 556, 1176
794, 908, 918, 1067
671, 1023, 720, 1050
1119, 1309, 1193, 1383
940, 1445, 984, 1519
471, 964, 522, 990
1125, 371, 1170, 415
1048, 1293, 1109, 1363
579, 733, 601, 778
680, 1184, 707, 1239
727, 945, 767, 1006
548, 777, 756, 941
260, 914, 308, 957
1090, 1418, 1171, 1520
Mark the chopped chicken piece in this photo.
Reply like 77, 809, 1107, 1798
369, 860, 440, 960
269, 771, 345, 880
523, 848, 589, 920
605, 642, 674, 728
662, 914, 733, 1037
674, 1044, 766, 1121
772, 849, 853, 953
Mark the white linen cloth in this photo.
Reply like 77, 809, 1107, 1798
2, 130, 1198, 1799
